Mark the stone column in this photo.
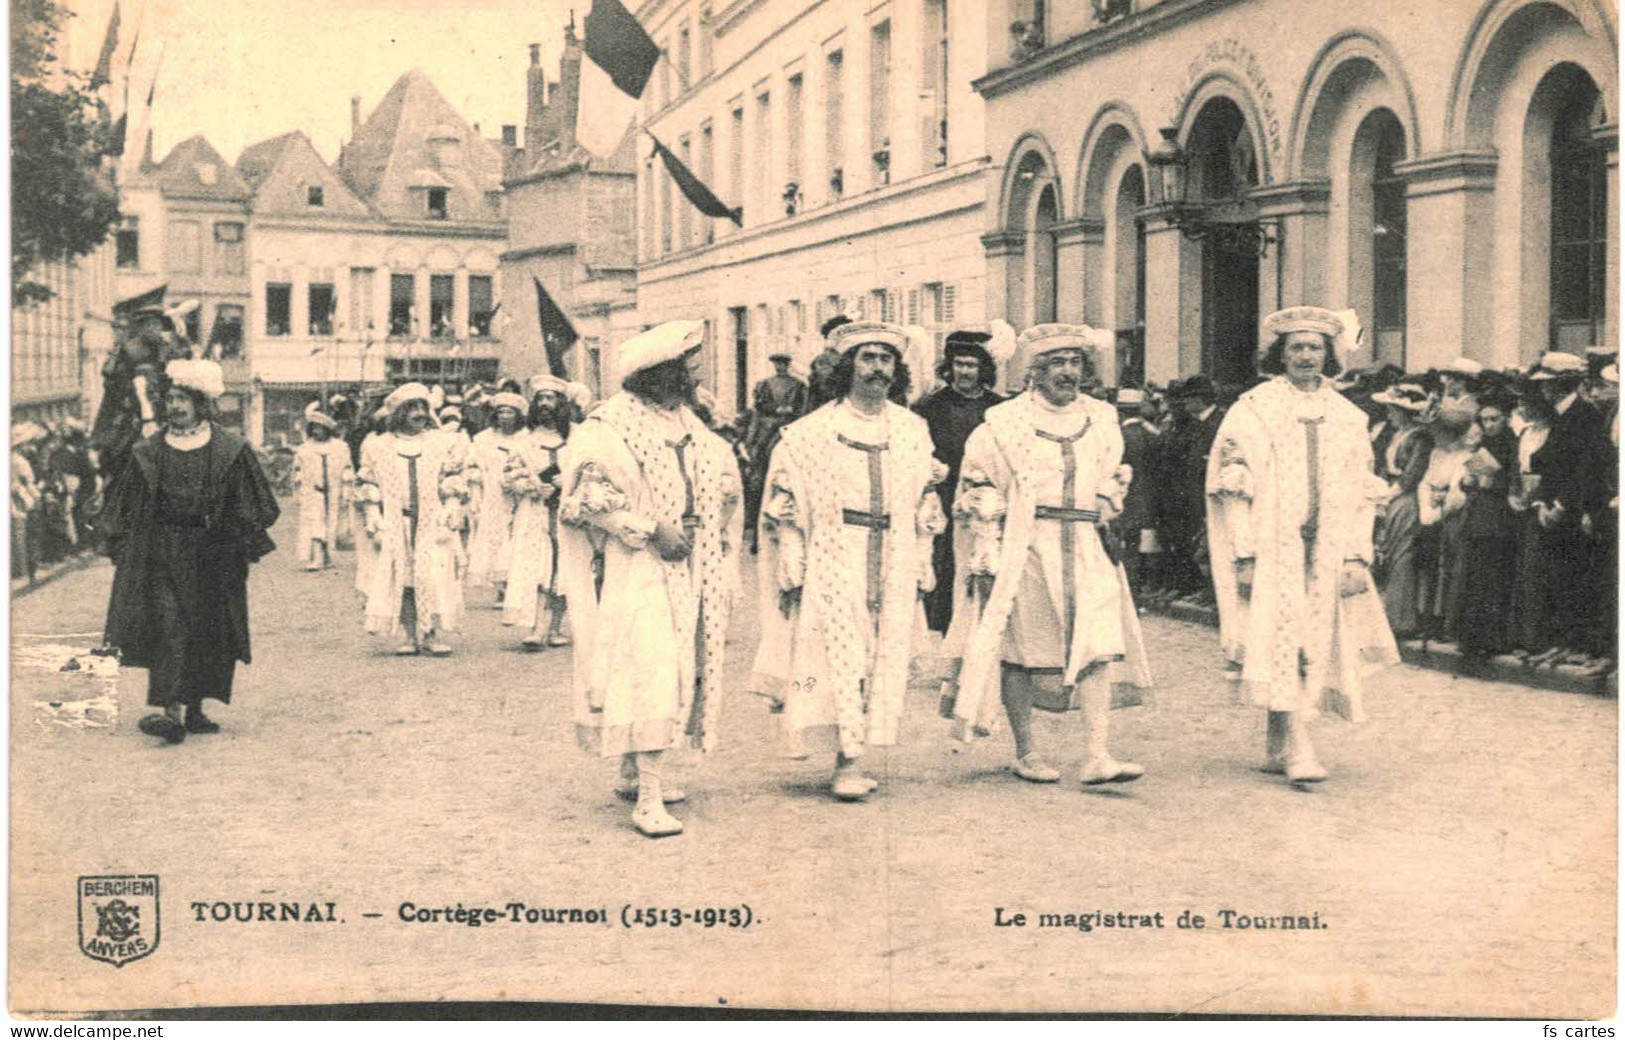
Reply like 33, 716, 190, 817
1140, 205, 1201, 384
1252, 180, 1330, 312
1597, 122, 1619, 355
1394, 151, 1497, 372
980, 229, 1024, 328
1052, 217, 1103, 325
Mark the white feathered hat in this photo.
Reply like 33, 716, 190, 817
165, 358, 225, 398
303, 401, 338, 430
382, 382, 434, 418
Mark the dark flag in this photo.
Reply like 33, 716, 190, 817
534, 277, 579, 378
648, 132, 743, 226
89, 3, 120, 90
576, 0, 662, 157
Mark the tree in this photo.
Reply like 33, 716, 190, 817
11, 0, 121, 305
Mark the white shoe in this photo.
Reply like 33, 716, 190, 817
1080, 758, 1144, 785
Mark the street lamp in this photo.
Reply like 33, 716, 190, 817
1145, 125, 1275, 257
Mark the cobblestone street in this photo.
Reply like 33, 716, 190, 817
8, 510, 1616, 1016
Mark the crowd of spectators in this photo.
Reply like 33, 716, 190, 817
10, 420, 101, 583
1114, 346, 1619, 679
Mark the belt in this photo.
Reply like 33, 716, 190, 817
1034, 505, 1100, 523
681, 512, 701, 532
842, 508, 891, 531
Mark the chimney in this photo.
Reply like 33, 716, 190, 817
555, 24, 584, 151
502, 125, 517, 147
525, 42, 549, 159
350, 95, 361, 136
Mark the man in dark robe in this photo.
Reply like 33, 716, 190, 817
101, 358, 279, 744
1115, 387, 1158, 599
742, 353, 808, 549
912, 330, 1003, 632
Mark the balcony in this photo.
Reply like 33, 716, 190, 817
249, 333, 501, 387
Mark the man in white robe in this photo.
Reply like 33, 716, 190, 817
558, 321, 743, 838
292, 404, 352, 571
355, 384, 473, 656
941, 325, 1153, 785
750, 321, 948, 801
467, 392, 527, 605
502, 373, 573, 648
1206, 306, 1399, 785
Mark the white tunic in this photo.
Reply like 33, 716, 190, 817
501, 427, 569, 630
467, 427, 524, 585
293, 438, 352, 557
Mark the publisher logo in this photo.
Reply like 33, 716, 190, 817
78, 875, 159, 967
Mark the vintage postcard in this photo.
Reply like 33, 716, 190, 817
8, 0, 1617, 1018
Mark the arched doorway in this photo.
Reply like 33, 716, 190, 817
1112, 166, 1147, 384
1549, 75, 1607, 352
1347, 108, 1408, 367
1030, 183, 1059, 324
1188, 97, 1263, 388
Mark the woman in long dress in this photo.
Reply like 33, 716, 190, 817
1370, 383, 1432, 639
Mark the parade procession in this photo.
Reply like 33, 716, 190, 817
7, 0, 1618, 1019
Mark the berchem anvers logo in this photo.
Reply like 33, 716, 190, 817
78, 875, 159, 967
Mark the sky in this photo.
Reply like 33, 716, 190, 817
58, 0, 577, 163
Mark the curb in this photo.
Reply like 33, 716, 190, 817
1141, 599, 1618, 699
9, 551, 103, 600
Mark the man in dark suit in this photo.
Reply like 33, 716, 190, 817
1530, 351, 1616, 668
912, 331, 1004, 632
1155, 374, 1223, 601
1114, 387, 1158, 599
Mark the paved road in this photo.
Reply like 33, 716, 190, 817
8, 508, 1616, 1016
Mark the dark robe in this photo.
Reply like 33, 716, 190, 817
743, 374, 810, 544
1156, 405, 1223, 593
1531, 396, 1614, 653
101, 427, 279, 707
913, 384, 1004, 632
1117, 415, 1158, 596
1453, 429, 1518, 658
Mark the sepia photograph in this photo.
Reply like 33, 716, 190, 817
6, 0, 1619, 1019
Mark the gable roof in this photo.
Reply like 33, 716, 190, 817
236, 131, 371, 219
336, 69, 505, 225
154, 135, 251, 201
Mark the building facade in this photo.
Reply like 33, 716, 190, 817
977, 0, 1617, 390
631, 0, 991, 418
11, 242, 117, 427
501, 32, 640, 401
239, 70, 509, 445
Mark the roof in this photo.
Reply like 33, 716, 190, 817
155, 135, 252, 201
336, 69, 505, 224
236, 132, 302, 191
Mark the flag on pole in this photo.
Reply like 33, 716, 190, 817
534, 277, 579, 378
89, 3, 120, 90
576, 0, 661, 158
648, 132, 743, 226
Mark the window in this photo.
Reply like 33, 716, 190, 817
643, 160, 657, 258
698, 5, 713, 78
869, 21, 891, 186
170, 221, 200, 273
1372, 119, 1407, 359
349, 267, 374, 334
265, 283, 292, 336
825, 50, 844, 198
427, 187, 448, 219
678, 136, 694, 247
660, 163, 674, 254
922, 0, 949, 168
213, 222, 245, 274
678, 25, 691, 90
756, 90, 772, 218
307, 185, 324, 207
183, 307, 201, 345
700, 122, 716, 244
115, 217, 139, 269
868, 288, 888, 322
823, 293, 842, 325
208, 304, 244, 359
788, 299, 804, 339
308, 282, 335, 336
922, 282, 945, 324
429, 274, 455, 338
389, 274, 415, 336
1551, 85, 1607, 352
469, 275, 495, 337
659, 37, 672, 106
730, 105, 745, 225
786, 73, 804, 201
